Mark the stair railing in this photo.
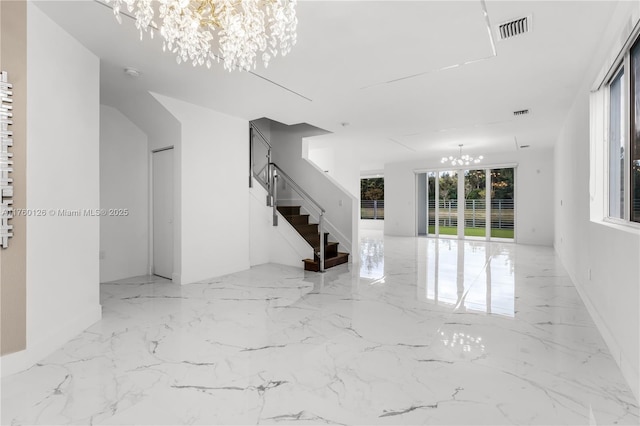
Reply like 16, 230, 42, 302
249, 122, 326, 272
249, 123, 273, 206
269, 162, 326, 272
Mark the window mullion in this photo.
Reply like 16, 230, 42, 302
602, 88, 609, 221
625, 52, 633, 222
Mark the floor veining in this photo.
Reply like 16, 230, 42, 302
2, 231, 638, 425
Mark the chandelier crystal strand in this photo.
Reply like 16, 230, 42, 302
105, 0, 297, 72
441, 144, 484, 167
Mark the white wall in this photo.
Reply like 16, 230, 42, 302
99, 105, 149, 282
554, 1, 640, 401
307, 146, 333, 173
360, 219, 384, 231
384, 148, 554, 246
305, 137, 360, 199
249, 185, 313, 267
152, 94, 250, 284
102, 91, 182, 281
251, 117, 272, 143
2, 2, 101, 376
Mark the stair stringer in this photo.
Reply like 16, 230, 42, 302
249, 185, 313, 268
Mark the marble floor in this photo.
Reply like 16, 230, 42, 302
1, 230, 638, 425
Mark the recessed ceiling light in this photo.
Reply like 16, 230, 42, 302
124, 67, 141, 78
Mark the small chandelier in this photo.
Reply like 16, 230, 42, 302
105, 0, 298, 72
441, 144, 483, 167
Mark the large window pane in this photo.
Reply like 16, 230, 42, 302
438, 171, 457, 236
609, 68, 625, 219
427, 172, 437, 235
490, 168, 514, 239
360, 177, 384, 220
464, 169, 486, 237
631, 42, 640, 222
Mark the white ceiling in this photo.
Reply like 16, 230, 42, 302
35, 0, 617, 171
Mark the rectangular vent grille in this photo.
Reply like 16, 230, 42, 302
513, 109, 529, 116
498, 16, 530, 40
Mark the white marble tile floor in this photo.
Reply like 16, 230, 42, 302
1, 230, 638, 425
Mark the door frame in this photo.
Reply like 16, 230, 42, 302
150, 146, 175, 279
414, 163, 518, 242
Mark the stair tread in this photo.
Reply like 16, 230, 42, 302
277, 206, 302, 216
282, 215, 310, 225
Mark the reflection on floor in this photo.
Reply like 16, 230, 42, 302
2, 230, 638, 425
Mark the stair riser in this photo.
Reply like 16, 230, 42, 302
314, 250, 338, 261
277, 206, 301, 216
304, 253, 349, 271
313, 243, 339, 259
295, 224, 319, 235
325, 254, 349, 269
304, 233, 330, 245
283, 215, 309, 225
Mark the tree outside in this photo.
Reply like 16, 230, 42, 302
361, 178, 384, 201
491, 168, 514, 200
427, 168, 515, 239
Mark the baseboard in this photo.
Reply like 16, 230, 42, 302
566, 261, 640, 403
1, 304, 102, 377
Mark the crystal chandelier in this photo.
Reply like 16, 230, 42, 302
441, 144, 483, 167
105, 0, 298, 71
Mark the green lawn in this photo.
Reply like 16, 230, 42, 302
361, 208, 384, 219
427, 226, 513, 239
491, 229, 515, 239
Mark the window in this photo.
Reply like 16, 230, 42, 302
360, 177, 384, 220
604, 36, 640, 224
631, 41, 640, 222
416, 168, 515, 240
609, 68, 625, 219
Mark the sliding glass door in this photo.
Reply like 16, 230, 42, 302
427, 172, 436, 234
490, 168, 515, 239
419, 167, 515, 241
464, 169, 486, 237
438, 171, 458, 236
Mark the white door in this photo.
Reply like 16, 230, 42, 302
153, 148, 174, 279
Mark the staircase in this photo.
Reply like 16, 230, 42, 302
250, 122, 350, 272
277, 206, 349, 272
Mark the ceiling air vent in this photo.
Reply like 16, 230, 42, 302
513, 109, 529, 116
497, 16, 531, 40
